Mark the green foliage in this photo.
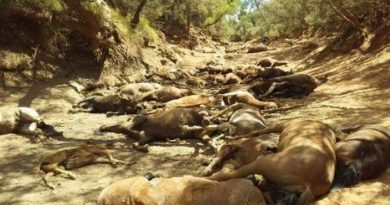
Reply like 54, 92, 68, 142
0, 0, 64, 11
2, 0, 386, 44
223, 0, 389, 41
82, 0, 114, 25
39, 0, 63, 11
136, 17, 159, 42
209, 18, 236, 41
200, 0, 240, 26
111, 9, 132, 36
145, 0, 240, 27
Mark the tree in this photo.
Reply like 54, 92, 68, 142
325, 0, 364, 33
131, 0, 148, 29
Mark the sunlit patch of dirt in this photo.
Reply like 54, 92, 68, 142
317, 169, 390, 205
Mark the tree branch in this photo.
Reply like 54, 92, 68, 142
325, 0, 363, 32
204, 13, 225, 27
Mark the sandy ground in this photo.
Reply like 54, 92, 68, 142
0, 40, 389, 205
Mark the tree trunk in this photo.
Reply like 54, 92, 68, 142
131, 0, 148, 29
185, 3, 192, 40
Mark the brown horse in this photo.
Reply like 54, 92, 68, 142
208, 119, 337, 205
333, 125, 390, 188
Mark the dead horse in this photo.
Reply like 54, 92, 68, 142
333, 125, 390, 188
207, 119, 337, 205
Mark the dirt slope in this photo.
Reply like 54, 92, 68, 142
0, 38, 389, 205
